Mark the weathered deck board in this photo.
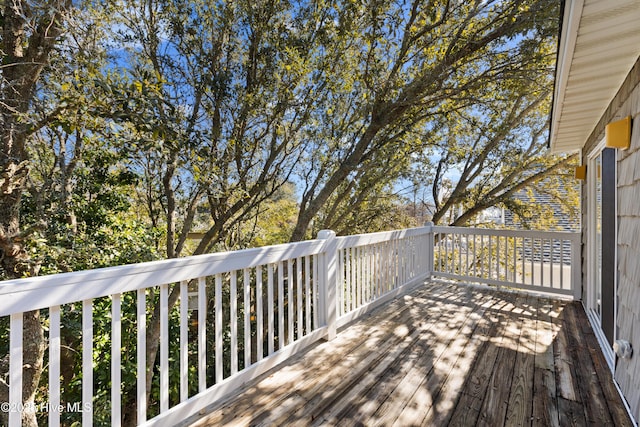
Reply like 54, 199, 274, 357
181, 281, 634, 427
532, 297, 560, 427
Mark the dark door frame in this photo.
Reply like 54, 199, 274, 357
601, 147, 616, 346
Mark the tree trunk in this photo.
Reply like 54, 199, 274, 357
0, 187, 46, 427
0, 2, 72, 425
290, 120, 385, 242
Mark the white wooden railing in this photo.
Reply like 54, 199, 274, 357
0, 227, 431, 427
335, 228, 432, 328
0, 225, 579, 426
431, 226, 581, 299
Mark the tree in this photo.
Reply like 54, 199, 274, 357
290, 0, 560, 241
314, 144, 421, 235
0, 2, 73, 425
413, 33, 579, 228
95, 1, 340, 422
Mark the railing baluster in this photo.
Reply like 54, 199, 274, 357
363, 245, 369, 303
458, 234, 462, 276
112, 293, 122, 425
369, 244, 374, 300
486, 235, 490, 280
83, 299, 94, 426
521, 238, 526, 285
230, 272, 238, 375
313, 254, 319, 329
448, 234, 453, 276
385, 241, 396, 289
256, 266, 264, 362
387, 239, 398, 289
353, 247, 358, 308
371, 245, 383, 296
502, 236, 507, 281
480, 233, 484, 279
9, 313, 23, 427
357, 245, 362, 302
267, 264, 275, 355
344, 248, 350, 313
351, 247, 356, 306
465, 233, 470, 277
360, 245, 371, 303
278, 261, 284, 349
198, 277, 207, 392
296, 257, 303, 339
347, 248, 353, 308
374, 244, 385, 295
380, 242, 384, 292
337, 249, 343, 316
244, 268, 251, 368
551, 239, 555, 287
539, 239, 544, 286
445, 234, 450, 276
356, 247, 360, 309
397, 239, 401, 285
496, 235, 501, 283
504, 236, 508, 281
514, 237, 520, 284
471, 233, 476, 278
180, 280, 188, 402
215, 274, 223, 383
370, 244, 384, 296
436, 233, 441, 272
304, 258, 311, 333
160, 285, 169, 413
287, 260, 293, 345
365, 245, 377, 299
362, 245, 366, 301
49, 305, 61, 427
530, 238, 535, 285
560, 240, 565, 290
137, 289, 146, 423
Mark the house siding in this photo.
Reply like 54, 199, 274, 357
581, 55, 640, 422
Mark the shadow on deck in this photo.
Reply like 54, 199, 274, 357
179, 281, 633, 426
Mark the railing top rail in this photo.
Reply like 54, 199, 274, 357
335, 226, 431, 249
0, 239, 327, 316
432, 226, 580, 241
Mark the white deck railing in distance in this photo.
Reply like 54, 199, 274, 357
334, 227, 432, 329
431, 226, 580, 299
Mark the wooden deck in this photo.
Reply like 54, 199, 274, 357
180, 281, 634, 427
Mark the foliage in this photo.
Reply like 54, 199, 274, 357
289, 0, 563, 240
22, 138, 161, 275
242, 182, 300, 247
403, 32, 580, 228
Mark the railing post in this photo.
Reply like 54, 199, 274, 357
425, 222, 434, 279
318, 230, 337, 341
571, 233, 582, 300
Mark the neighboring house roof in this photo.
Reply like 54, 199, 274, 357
503, 189, 580, 232
549, 0, 640, 153
473, 187, 579, 232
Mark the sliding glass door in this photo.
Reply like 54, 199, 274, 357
587, 145, 616, 364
